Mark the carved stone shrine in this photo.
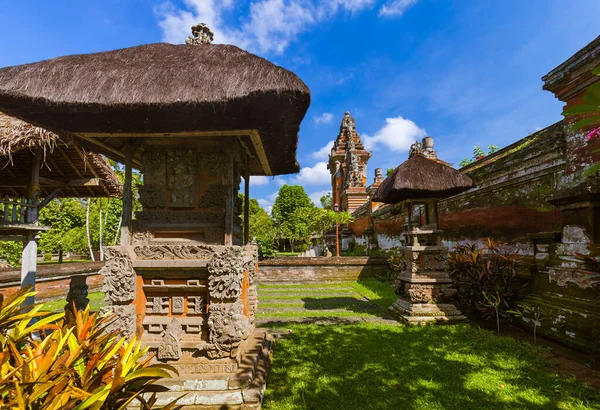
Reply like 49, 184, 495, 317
373, 138, 473, 324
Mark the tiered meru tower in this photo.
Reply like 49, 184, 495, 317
328, 112, 372, 213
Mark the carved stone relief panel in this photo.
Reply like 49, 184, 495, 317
146, 296, 169, 314
100, 305, 136, 338
202, 152, 228, 176
158, 318, 183, 360
167, 149, 197, 208
206, 300, 248, 359
141, 150, 166, 182
208, 247, 244, 300
188, 296, 206, 315
172, 297, 185, 314
404, 284, 433, 303
100, 247, 135, 303
138, 185, 166, 209
199, 183, 227, 208
134, 244, 216, 260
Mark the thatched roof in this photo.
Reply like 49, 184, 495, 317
0, 43, 310, 175
372, 155, 473, 204
0, 113, 122, 198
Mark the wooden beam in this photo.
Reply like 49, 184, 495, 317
73, 136, 142, 169
224, 145, 234, 246
57, 144, 94, 197
120, 142, 133, 246
244, 155, 250, 245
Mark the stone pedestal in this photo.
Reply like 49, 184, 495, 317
389, 241, 465, 324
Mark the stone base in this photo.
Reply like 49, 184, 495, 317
389, 298, 467, 325
135, 328, 273, 409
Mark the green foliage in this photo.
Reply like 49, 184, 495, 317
0, 288, 181, 409
447, 239, 526, 324
386, 168, 395, 176
39, 198, 86, 254
239, 193, 277, 259
271, 185, 313, 225
574, 248, 600, 285
319, 192, 332, 209
459, 145, 501, 168
0, 241, 22, 266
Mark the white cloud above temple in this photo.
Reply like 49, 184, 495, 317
290, 161, 330, 186
314, 112, 334, 125
311, 141, 334, 160
379, 0, 418, 17
363, 116, 427, 152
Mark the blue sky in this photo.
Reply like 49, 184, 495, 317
1, 1, 599, 211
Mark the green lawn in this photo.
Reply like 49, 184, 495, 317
258, 281, 600, 410
263, 322, 600, 410
42, 291, 106, 312
275, 252, 301, 257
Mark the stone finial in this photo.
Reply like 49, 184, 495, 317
186, 23, 214, 45
374, 168, 383, 181
340, 111, 356, 133
409, 136, 437, 160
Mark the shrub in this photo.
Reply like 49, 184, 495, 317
43, 252, 53, 261
447, 239, 525, 323
0, 288, 182, 409
257, 239, 276, 260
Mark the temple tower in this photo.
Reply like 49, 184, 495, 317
327, 112, 372, 213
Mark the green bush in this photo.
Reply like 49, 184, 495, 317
43, 252, 52, 262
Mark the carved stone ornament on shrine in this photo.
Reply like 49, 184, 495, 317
158, 318, 183, 360
208, 247, 245, 300
100, 247, 136, 303
185, 23, 214, 45
206, 300, 248, 359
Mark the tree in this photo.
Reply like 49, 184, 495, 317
319, 192, 332, 209
459, 145, 500, 168
38, 198, 86, 261
271, 185, 313, 225
387, 168, 395, 176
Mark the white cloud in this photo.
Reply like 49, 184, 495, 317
257, 191, 280, 214
311, 141, 334, 160
156, 0, 378, 55
379, 0, 418, 17
274, 176, 287, 187
250, 176, 271, 186
314, 112, 334, 125
363, 116, 426, 152
291, 161, 330, 186
308, 190, 331, 207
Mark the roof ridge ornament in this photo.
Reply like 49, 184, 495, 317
186, 23, 214, 45
409, 136, 437, 159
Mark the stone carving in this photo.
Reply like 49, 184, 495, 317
437, 284, 458, 301
186, 23, 214, 45
202, 153, 228, 176
158, 318, 183, 360
409, 137, 438, 160
100, 305, 136, 338
199, 183, 227, 208
188, 296, 206, 315
134, 244, 216, 260
405, 284, 433, 303
141, 150, 165, 178
206, 301, 248, 359
147, 296, 169, 314
65, 276, 89, 312
138, 185, 166, 208
167, 149, 197, 208
208, 247, 244, 300
100, 247, 135, 303
341, 111, 356, 133
132, 230, 154, 245
172, 296, 185, 314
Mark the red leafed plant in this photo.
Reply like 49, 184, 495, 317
447, 238, 526, 324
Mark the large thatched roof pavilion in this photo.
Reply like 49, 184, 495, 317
0, 24, 311, 405
0, 113, 122, 199
0, 39, 310, 175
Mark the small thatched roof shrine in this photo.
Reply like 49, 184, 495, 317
0, 36, 310, 175
0, 113, 122, 198
373, 138, 473, 204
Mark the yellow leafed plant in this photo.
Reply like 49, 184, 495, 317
0, 287, 183, 409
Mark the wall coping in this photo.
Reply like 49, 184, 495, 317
260, 256, 388, 266
0, 261, 104, 285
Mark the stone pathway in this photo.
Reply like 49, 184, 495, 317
256, 282, 399, 326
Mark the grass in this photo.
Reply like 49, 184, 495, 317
263, 322, 600, 410
37, 259, 93, 265
42, 291, 106, 312
275, 252, 301, 257
259, 280, 600, 409
257, 279, 396, 320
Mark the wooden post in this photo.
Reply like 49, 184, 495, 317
120, 143, 133, 246
224, 146, 234, 246
21, 149, 41, 307
244, 155, 250, 245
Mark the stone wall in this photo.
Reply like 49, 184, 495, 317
258, 257, 389, 283
0, 262, 104, 301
